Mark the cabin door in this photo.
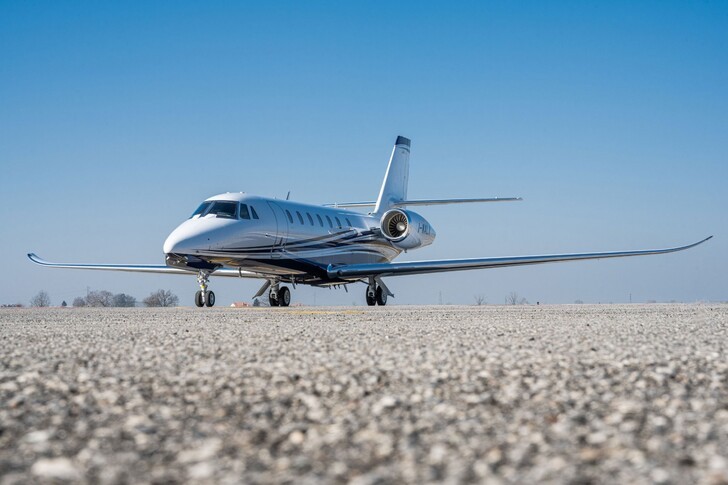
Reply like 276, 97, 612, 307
266, 201, 288, 258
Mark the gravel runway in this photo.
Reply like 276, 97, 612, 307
1, 304, 727, 484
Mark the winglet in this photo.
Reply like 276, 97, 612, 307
27, 253, 46, 265
693, 235, 713, 247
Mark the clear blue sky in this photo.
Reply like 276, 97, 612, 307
1, 1, 726, 306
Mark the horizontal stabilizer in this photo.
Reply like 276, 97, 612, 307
327, 236, 713, 279
394, 197, 522, 207
325, 197, 522, 208
323, 201, 378, 208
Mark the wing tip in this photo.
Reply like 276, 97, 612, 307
679, 235, 712, 252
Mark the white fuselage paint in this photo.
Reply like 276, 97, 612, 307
163, 193, 435, 282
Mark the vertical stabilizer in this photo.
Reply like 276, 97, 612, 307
374, 136, 411, 215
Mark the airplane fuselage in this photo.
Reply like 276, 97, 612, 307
163, 193, 435, 284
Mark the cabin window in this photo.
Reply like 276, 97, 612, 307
345, 218, 352, 227
190, 201, 212, 218
239, 204, 251, 220
316, 214, 324, 227
306, 213, 314, 225
251, 206, 259, 219
296, 211, 305, 225
325, 215, 333, 228
335, 217, 342, 228
285, 210, 293, 224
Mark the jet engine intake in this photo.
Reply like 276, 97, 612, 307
380, 209, 436, 250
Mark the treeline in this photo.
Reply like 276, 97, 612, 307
27, 289, 179, 308
73, 291, 137, 307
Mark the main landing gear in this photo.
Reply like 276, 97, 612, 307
268, 283, 291, 307
194, 271, 215, 307
365, 278, 389, 306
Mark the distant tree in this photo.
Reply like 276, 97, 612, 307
506, 292, 529, 305
574, 300, 584, 304
143, 289, 179, 307
73, 297, 87, 307
113, 293, 137, 307
253, 297, 270, 307
86, 290, 114, 307
61, 300, 67, 307
30, 291, 51, 307
474, 294, 487, 306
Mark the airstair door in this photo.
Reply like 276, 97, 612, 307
267, 201, 288, 258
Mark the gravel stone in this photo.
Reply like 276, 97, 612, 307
1, 304, 727, 484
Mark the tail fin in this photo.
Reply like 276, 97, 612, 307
374, 136, 411, 215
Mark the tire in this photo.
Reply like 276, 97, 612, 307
205, 291, 215, 307
375, 286, 387, 306
365, 290, 376, 306
195, 291, 204, 307
279, 287, 291, 307
269, 291, 279, 307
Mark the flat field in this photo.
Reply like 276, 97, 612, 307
1, 305, 727, 484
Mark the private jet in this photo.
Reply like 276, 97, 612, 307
28, 136, 711, 307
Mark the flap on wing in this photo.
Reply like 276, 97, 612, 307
327, 237, 713, 279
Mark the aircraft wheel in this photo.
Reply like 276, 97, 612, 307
269, 291, 279, 307
195, 291, 204, 307
279, 287, 291, 307
205, 291, 215, 307
365, 290, 376, 306
375, 286, 387, 306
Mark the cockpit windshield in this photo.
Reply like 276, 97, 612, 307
190, 200, 238, 219
190, 201, 212, 219
207, 201, 238, 218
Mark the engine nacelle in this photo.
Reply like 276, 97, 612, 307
380, 209, 436, 250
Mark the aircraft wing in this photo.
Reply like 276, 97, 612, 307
327, 236, 713, 279
27, 253, 260, 278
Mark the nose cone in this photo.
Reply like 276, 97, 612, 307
163, 221, 209, 254
163, 231, 182, 254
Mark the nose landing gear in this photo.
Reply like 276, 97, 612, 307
194, 271, 215, 307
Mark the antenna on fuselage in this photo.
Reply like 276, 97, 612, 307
286, 191, 291, 200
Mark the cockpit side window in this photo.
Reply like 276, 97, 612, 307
251, 206, 259, 219
190, 201, 212, 219
208, 201, 238, 219
239, 204, 251, 220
